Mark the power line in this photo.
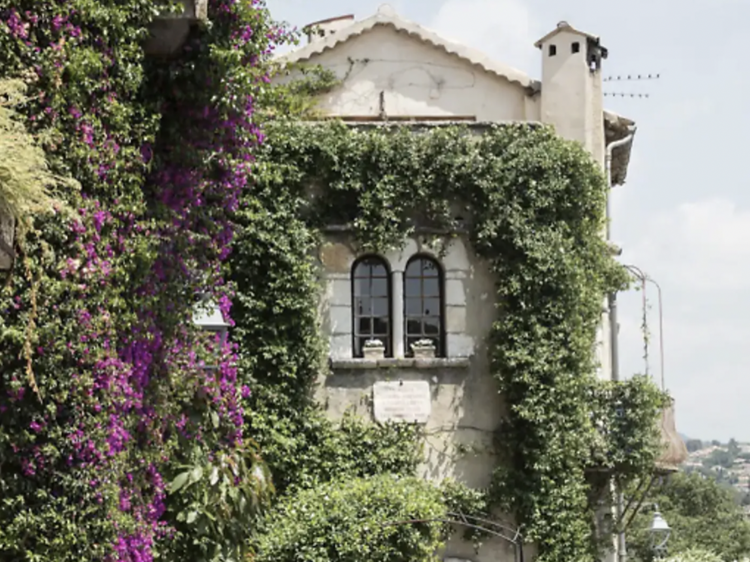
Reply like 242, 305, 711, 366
604, 92, 650, 98
604, 73, 661, 82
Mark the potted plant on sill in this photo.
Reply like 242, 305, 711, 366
363, 339, 385, 360
411, 339, 436, 359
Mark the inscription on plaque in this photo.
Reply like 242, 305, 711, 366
372, 380, 431, 424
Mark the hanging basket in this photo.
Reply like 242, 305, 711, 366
655, 400, 689, 473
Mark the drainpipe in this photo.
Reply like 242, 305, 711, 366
605, 125, 636, 562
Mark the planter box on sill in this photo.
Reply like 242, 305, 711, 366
410, 340, 437, 360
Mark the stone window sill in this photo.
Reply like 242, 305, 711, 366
330, 357, 471, 370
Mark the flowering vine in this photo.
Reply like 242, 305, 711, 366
0, 0, 280, 560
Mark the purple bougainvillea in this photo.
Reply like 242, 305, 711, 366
0, 0, 281, 559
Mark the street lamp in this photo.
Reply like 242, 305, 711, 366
648, 505, 671, 559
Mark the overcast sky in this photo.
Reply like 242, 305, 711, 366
267, 0, 749, 442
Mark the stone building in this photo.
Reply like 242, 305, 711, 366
275, 6, 640, 562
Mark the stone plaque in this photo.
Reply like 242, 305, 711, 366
373, 380, 431, 424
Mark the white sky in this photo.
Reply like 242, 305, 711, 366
268, 0, 750, 442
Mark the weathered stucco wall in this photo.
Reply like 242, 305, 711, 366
296, 25, 539, 122
315, 233, 523, 562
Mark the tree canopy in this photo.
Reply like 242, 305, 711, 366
628, 472, 750, 561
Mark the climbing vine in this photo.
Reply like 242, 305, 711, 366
0, 1, 281, 560
239, 118, 667, 562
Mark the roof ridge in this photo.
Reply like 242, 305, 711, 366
277, 9, 541, 92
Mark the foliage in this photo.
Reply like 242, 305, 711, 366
705, 449, 738, 470
628, 473, 750, 562
251, 474, 446, 562
228, 179, 422, 495
259, 64, 339, 120
590, 375, 669, 478
663, 548, 723, 562
440, 479, 493, 544
227, 60, 442, 559
0, 78, 76, 235
0, 0, 281, 560
165, 440, 273, 562
244, 118, 664, 562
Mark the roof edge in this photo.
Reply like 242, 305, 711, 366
305, 14, 355, 28
278, 10, 540, 92
534, 22, 601, 49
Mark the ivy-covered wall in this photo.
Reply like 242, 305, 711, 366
237, 118, 668, 562
0, 1, 280, 560
0, 2, 667, 559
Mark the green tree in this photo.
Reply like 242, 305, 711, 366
686, 439, 704, 453
703, 448, 735, 469
627, 472, 750, 561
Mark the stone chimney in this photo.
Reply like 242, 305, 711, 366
305, 15, 355, 44
535, 22, 608, 166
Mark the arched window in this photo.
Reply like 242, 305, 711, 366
404, 256, 444, 357
352, 256, 392, 357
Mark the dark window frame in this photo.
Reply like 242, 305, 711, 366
351, 255, 393, 358
403, 255, 446, 358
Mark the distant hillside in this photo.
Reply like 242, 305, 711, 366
682, 438, 750, 503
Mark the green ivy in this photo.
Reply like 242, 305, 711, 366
234, 118, 666, 561
229, 186, 421, 496
590, 375, 669, 478
252, 474, 447, 562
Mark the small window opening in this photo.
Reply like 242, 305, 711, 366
548, 44, 557, 57
572, 42, 580, 54
404, 256, 444, 357
352, 256, 392, 357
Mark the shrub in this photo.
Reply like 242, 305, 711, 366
252, 475, 446, 562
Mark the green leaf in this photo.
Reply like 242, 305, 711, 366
191, 466, 203, 484
169, 472, 191, 494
